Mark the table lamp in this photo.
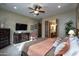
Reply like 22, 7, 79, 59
68, 30, 75, 38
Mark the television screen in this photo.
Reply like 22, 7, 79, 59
16, 23, 27, 30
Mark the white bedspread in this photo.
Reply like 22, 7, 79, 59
63, 37, 79, 56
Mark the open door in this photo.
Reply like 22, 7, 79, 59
45, 19, 58, 38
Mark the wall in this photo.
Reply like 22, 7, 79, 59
0, 9, 38, 44
77, 4, 79, 29
42, 11, 76, 38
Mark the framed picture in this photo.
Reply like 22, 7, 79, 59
34, 24, 38, 29
30, 24, 38, 30
30, 25, 34, 30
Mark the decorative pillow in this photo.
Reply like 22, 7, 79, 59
54, 42, 69, 56
52, 37, 62, 47
52, 40, 59, 47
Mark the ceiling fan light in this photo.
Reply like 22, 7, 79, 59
58, 5, 61, 8
36, 8, 39, 11
34, 11, 39, 14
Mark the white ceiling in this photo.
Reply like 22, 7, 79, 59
0, 3, 77, 19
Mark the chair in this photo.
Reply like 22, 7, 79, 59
30, 32, 37, 41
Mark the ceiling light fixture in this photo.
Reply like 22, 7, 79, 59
58, 5, 61, 8
28, 5, 45, 16
34, 11, 39, 14
13, 6, 17, 9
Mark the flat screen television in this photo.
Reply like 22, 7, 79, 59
16, 23, 27, 30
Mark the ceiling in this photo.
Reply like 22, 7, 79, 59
0, 3, 77, 20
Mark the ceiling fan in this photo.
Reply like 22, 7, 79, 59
28, 5, 45, 16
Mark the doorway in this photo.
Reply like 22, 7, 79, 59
45, 19, 58, 38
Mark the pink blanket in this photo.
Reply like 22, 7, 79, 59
27, 38, 56, 56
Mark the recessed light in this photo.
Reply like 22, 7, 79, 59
58, 5, 61, 8
13, 6, 17, 9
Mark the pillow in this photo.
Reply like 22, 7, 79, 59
52, 40, 59, 47
52, 37, 62, 47
54, 42, 69, 56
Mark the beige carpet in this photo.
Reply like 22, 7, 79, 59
0, 41, 27, 56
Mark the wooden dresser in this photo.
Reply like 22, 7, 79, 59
0, 28, 10, 49
13, 32, 30, 44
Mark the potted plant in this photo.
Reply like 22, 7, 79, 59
65, 20, 74, 36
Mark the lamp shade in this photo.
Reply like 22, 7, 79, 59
68, 30, 75, 35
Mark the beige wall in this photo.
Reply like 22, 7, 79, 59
0, 9, 38, 44
77, 4, 79, 29
42, 11, 76, 38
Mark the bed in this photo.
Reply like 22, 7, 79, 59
21, 38, 59, 56
21, 36, 79, 56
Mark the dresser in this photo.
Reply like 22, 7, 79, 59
13, 32, 30, 43
0, 28, 10, 49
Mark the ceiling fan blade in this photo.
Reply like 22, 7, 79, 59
36, 13, 39, 15
38, 6, 42, 9
39, 10, 45, 13
29, 11, 34, 13
34, 5, 42, 10
35, 5, 38, 10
